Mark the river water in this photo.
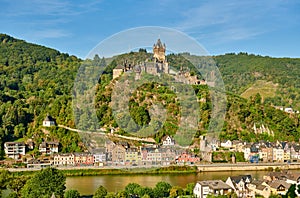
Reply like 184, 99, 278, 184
65, 170, 285, 195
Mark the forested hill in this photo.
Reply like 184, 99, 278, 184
0, 34, 299, 158
0, 34, 83, 157
214, 53, 300, 109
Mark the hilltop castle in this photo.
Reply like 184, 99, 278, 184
113, 39, 169, 79
112, 39, 207, 85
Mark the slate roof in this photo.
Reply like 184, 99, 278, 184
231, 175, 252, 183
268, 180, 291, 189
198, 180, 232, 190
44, 115, 55, 122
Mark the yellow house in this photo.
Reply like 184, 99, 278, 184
267, 180, 291, 195
125, 147, 141, 165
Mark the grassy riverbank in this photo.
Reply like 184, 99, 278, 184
10, 165, 198, 177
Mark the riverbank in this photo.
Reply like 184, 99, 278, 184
6, 163, 300, 176
197, 162, 300, 172
8, 165, 198, 177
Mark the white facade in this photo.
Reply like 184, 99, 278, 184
194, 182, 210, 198
4, 142, 26, 159
194, 180, 232, 198
243, 147, 251, 161
273, 147, 284, 162
43, 120, 55, 127
53, 153, 74, 166
42, 115, 56, 127
93, 153, 106, 163
162, 136, 175, 146
39, 142, 59, 154
221, 140, 232, 148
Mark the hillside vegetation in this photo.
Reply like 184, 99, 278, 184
215, 52, 300, 109
0, 34, 300, 158
0, 34, 83, 157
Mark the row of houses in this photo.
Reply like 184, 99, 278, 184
216, 139, 300, 162
193, 171, 300, 198
4, 135, 176, 160
49, 140, 199, 167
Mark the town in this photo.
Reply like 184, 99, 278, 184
193, 171, 300, 197
3, 115, 300, 170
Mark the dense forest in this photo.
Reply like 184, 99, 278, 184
0, 33, 300, 158
0, 34, 83, 158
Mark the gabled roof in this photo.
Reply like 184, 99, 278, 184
230, 175, 252, 184
268, 180, 291, 189
257, 184, 268, 191
44, 115, 55, 122
286, 173, 300, 181
198, 180, 232, 190
162, 135, 174, 141
291, 144, 300, 152
265, 171, 286, 179
251, 180, 264, 186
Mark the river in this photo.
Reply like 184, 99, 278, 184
65, 170, 292, 195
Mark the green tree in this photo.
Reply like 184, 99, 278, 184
0, 169, 11, 190
93, 185, 108, 198
185, 182, 195, 195
64, 189, 80, 198
135, 186, 153, 198
7, 191, 18, 198
153, 181, 172, 198
124, 183, 141, 196
7, 175, 28, 196
283, 184, 296, 198
20, 167, 66, 198
169, 186, 183, 198
105, 192, 116, 198
115, 190, 127, 198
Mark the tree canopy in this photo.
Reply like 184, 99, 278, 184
20, 167, 66, 198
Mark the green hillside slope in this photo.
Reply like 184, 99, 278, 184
0, 34, 299, 158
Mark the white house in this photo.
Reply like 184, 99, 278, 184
4, 142, 26, 159
92, 149, 107, 165
243, 145, 251, 161
194, 180, 233, 198
226, 175, 252, 197
39, 141, 59, 154
273, 147, 284, 162
162, 135, 175, 146
43, 115, 56, 127
220, 140, 232, 149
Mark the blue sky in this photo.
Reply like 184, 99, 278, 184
1, 0, 300, 58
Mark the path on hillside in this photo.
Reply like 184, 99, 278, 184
57, 125, 156, 143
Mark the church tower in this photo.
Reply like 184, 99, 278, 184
153, 39, 166, 63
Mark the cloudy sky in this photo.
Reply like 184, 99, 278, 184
1, 0, 300, 58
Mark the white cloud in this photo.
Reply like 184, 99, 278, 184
174, 0, 295, 43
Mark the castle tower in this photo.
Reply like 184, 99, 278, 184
153, 39, 166, 63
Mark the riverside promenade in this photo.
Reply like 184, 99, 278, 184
196, 162, 300, 172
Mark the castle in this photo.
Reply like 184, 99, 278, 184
113, 39, 169, 79
112, 39, 207, 85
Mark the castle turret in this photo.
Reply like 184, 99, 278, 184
153, 39, 166, 63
